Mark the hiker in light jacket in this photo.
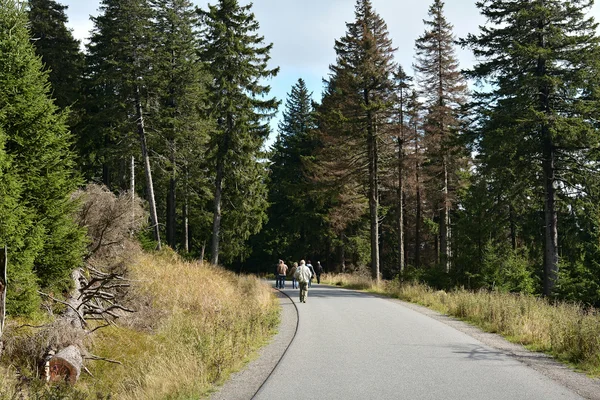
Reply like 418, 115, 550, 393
294, 260, 312, 303
276, 259, 288, 289
290, 262, 299, 289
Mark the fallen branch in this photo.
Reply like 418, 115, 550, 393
85, 354, 122, 365
37, 291, 87, 328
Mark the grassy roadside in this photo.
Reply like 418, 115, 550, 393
0, 251, 279, 399
322, 273, 600, 377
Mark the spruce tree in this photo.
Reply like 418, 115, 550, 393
0, 0, 85, 314
266, 78, 323, 260
324, 0, 397, 280
27, 0, 84, 112
392, 65, 412, 275
149, 0, 210, 250
462, 0, 600, 295
197, 0, 279, 265
85, 0, 162, 249
414, 0, 468, 272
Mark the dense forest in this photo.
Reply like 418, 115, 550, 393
2, 0, 600, 319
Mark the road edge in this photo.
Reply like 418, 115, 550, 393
385, 295, 600, 400
209, 289, 298, 400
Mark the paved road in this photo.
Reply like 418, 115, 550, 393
254, 284, 586, 400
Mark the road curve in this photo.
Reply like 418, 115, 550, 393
254, 284, 590, 400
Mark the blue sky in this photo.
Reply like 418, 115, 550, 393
60, 0, 600, 147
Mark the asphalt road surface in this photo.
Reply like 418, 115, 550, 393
252, 283, 591, 400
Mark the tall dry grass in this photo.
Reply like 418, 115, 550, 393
78, 250, 279, 399
322, 273, 600, 376
1, 250, 279, 399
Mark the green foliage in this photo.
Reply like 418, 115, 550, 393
27, 0, 84, 113
0, 0, 85, 315
198, 0, 279, 264
481, 242, 536, 294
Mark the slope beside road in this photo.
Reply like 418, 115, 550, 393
212, 283, 600, 400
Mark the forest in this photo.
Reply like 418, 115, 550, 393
2, 0, 600, 324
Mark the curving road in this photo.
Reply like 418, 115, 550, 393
251, 283, 595, 400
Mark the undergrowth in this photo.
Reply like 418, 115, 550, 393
0, 250, 279, 399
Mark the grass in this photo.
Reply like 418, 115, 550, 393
322, 273, 600, 377
1, 250, 279, 399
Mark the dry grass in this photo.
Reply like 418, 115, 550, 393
1, 250, 279, 399
322, 274, 600, 377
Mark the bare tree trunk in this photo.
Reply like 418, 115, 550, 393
510, 204, 517, 251
340, 232, 346, 273
366, 96, 380, 282
440, 156, 451, 272
167, 137, 177, 248
182, 177, 189, 253
135, 86, 161, 250
398, 121, 405, 276
415, 136, 421, 269
210, 154, 224, 265
0, 246, 6, 347
130, 156, 135, 237
167, 174, 176, 248
543, 136, 558, 296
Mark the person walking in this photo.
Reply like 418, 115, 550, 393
290, 262, 299, 289
306, 260, 316, 287
294, 260, 312, 303
315, 261, 324, 284
276, 259, 288, 289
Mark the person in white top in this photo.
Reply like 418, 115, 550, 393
293, 260, 312, 303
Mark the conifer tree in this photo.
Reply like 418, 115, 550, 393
414, 0, 468, 272
149, 0, 210, 250
85, 0, 162, 249
392, 65, 412, 275
198, 0, 279, 265
323, 0, 397, 280
266, 78, 322, 259
27, 0, 84, 112
462, 0, 600, 295
0, 0, 85, 314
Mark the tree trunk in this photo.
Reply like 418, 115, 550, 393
130, 156, 135, 237
366, 95, 380, 282
0, 246, 6, 347
182, 180, 189, 253
398, 124, 405, 276
440, 156, 451, 272
537, 22, 558, 296
543, 136, 558, 296
135, 86, 161, 250
415, 137, 421, 269
210, 154, 224, 265
167, 175, 176, 248
340, 232, 346, 273
49, 345, 82, 385
509, 204, 517, 251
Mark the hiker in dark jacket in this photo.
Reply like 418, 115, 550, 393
315, 261, 324, 284
306, 260, 316, 287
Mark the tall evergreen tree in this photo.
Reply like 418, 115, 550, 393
0, 0, 86, 315
85, 0, 162, 249
462, 0, 600, 295
265, 78, 323, 260
198, 0, 279, 265
27, 0, 84, 113
392, 65, 412, 275
322, 0, 397, 280
149, 0, 210, 250
414, 0, 468, 272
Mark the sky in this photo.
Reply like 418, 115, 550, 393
59, 0, 600, 145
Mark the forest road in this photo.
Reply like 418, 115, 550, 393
252, 284, 599, 400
